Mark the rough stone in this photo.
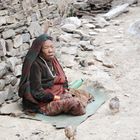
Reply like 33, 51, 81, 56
22, 0, 37, 11
0, 80, 6, 91
89, 31, 98, 36
38, 1, 47, 9
79, 40, 91, 47
13, 64, 22, 77
0, 16, 6, 26
94, 16, 110, 28
47, 13, 59, 19
6, 49, 18, 57
26, 16, 32, 25
6, 57, 22, 72
13, 4, 23, 13
0, 102, 23, 115
82, 34, 92, 41
112, 0, 138, 7
81, 18, 93, 24
48, 5, 57, 13
10, 77, 18, 86
64, 68, 84, 83
40, 6, 49, 18
6, 39, 14, 52
6, 85, 17, 100
73, 30, 92, 41
87, 60, 95, 66
83, 23, 95, 29
31, 13, 38, 22
72, 34, 81, 39
46, 0, 56, 5
13, 35, 23, 48
7, 22, 25, 31
61, 24, 77, 33
22, 33, 30, 43
93, 51, 104, 62
36, 10, 41, 20
18, 49, 28, 58
58, 34, 73, 42
61, 46, 78, 55
8, 7, 16, 15
62, 17, 82, 28
28, 22, 43, 38
19, 43, 30, 52
6, 16, 16, 24
15, 11, 25, 21
0, 39, 6, 56
73, 2, 89, 10
60, 54, 77, 68
0, 91, 8, 105
2, 29, 15, 39
81, 45, 94, 51
15, 26, 28, 34
79, 59, 88, 67
128, 20, 140, 37
0, 10, 8, 16
77, 50, 89, 59
12, 0, 20, 5
0, 26, 5, 33
0, 62, 7, 78
4, 74, 18, 86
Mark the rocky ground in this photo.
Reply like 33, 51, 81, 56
0, 2, 140, 140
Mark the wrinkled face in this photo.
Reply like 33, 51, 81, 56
41, 40, 55, 60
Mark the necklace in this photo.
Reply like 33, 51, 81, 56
39, 56, 56, 78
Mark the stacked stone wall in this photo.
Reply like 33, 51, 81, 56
0, 0, 73, 104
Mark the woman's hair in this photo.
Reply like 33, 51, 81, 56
45, 36, 53, 41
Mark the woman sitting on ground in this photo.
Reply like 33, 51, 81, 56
18, 34, 93, 116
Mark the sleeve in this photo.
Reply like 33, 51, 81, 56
29, 62, 54, 102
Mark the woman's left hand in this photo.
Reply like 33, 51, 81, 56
53, 95, 61, 101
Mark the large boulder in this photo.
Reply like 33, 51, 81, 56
61, 24, 77, 33
62, 17, 82, 28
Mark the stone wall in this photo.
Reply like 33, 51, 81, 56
0, 0, 74, 104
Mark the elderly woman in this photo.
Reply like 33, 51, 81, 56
18, 34, 92, 116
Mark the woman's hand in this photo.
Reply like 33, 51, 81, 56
53, 95, 61, 101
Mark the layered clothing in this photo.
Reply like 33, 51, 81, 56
18, 34, 93, 116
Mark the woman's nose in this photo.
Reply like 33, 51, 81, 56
48, 48, 53, 52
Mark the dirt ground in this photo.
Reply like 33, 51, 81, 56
0, 5, 140, 140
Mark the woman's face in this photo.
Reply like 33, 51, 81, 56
41, 40, 55, 60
